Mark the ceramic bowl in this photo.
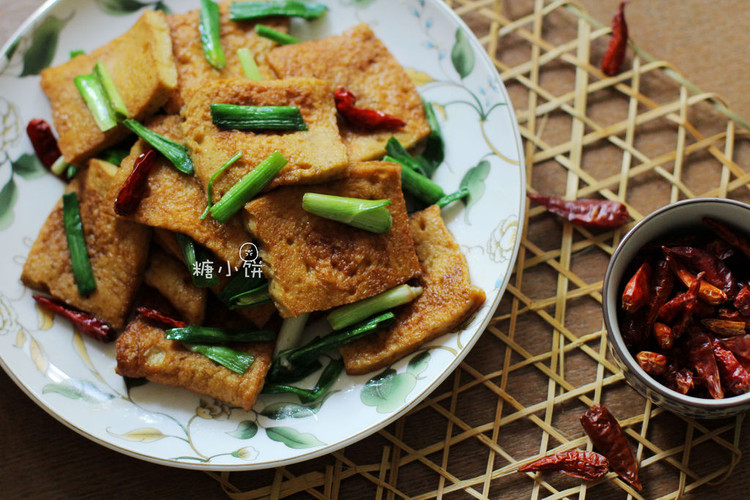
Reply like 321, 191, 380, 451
603, 198, 750, 418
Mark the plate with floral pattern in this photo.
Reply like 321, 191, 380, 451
0, 0, 525, 469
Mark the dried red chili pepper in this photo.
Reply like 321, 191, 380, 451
620, 311, 648, 349
653, 322, 674, 350
580, 404, 641, 490
704, 217, 750, 261
701, 318, 745, 337
688, 332, 724, 399
713, 341, 750, 395
733, 285, 750, 317
658, 293, 693, 323
664, 246, 735, 298
518, 450, 609, 480
706, 238, 734, 261
136, 306, 187, 328
664, 253, 727, 305
26, 118, 62, 169
664, 364, 694, 395
601, 2, 628, 76
527, 193, 630, 229
670, 276, 700, 339
621, 261, 651, 313
645, 259, 673, 328
333, 87, 406, 130
720, 335, 750, 363
33, 295, 113, 342
636, 351, 667, 375
114, 149, 158, 216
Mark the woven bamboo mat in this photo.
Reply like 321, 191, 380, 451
208, 1, 750, 498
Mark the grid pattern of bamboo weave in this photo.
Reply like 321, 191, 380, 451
208, 1, 750, 498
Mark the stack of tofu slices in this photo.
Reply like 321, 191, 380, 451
21, 2, 485, 411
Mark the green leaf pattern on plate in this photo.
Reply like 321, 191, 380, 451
459, 160, 490, 223
227, 420, 258, 439
266, 426, 326, 449
451, 28, 475, 79
0, 176, 18, 231
20, 13, 74, 77
42, 379, 115, 403
361, 351, 431, 414
11, 153, 46, 180
95, 0, 171, 15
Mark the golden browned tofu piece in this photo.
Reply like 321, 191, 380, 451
339, 205, 485, 375
144, 249, 207, 325
181, 77, 348, 199
108, 115, 250, 269
268, 24, 430, 162
116, 316, 273, 411
165, 1, 288, 113
245, 162, 421, 318
40, 11, 177, 165
21, 160, 152, 329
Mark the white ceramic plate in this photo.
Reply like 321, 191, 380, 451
0, 0, 525, 470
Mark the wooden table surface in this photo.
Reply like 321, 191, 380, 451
2, 1, 750, 498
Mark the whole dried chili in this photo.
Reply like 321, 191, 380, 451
706, 238, 734, 261
135, 306, 187, 328
621, 261, 651, 313
645, 259, 673, 328
663, 246, 735, 298
720, 335, 750, 363
658, 292, 693, 323
704, 217, 750, 260
26, 118, 62, 169
664, 364, 694, 395
670, 275, 700, 340
664, 253, 726, 305
636, 351, 667, 375
518, 450, 609, 480
701, 318, 745, 337
713, 341, 750, 395
580, 404, 641, 490
33, 295, 113, 342
688, 332, 724, 399
653, 322, 674, 349
527, 193, 630, 229
733, 285, 750, 316
114, 149, 158, 216
620, 311, 648, 349
333, 87, 406, 130
601, 2, 628, 76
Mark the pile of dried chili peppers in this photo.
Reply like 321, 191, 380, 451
619, 217, 750, 399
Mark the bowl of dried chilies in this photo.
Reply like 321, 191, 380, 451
603, 198, 750, 418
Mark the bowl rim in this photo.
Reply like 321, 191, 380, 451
603, 197, 750, 410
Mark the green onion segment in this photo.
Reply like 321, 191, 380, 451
186, 344, 254, 374
254, 24, 300, 45
74, 73, 117, 131
70, 49, 85, 58
210, 103, 307, 131
421, 100, 445, 169
218, 270, 266, 306
166, 325, 275, 343
302, 193, 392, 233
62, 192, 96, 295
237, 48, 263, 80
230, 1, 328, 20
230, 282, 271, 309
51, 155, 69, 176
435, 187, 470, 208
200, 151, 242, 219
123, 119, 194, 175
263, 358, 343, 403
93, 61, 129, 119
210, 151, 287, 223
275, 312, 311, 358
175, 233, 221, 287
384, 154, 445, 205
199, 0, 226, 69
327, 284, 422, 330
385, 137, 428, 177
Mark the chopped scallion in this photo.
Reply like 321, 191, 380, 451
50, 155, 69, 176
385, 137, 428, 177
93, 61, 129, 119
65, 165, 78, 180
275, 312, 311, 360
199, 0, 226, 69
237, 48, 263, 80
327, 284, 422, 330
254, 24, 300, 45
166, 325, 275, 343
230, 282, 271, 309
175, 233, 221, 287
62, 192, 96, 295
218, 269, 267, 305
74, 73, 117, 131
435, 187, 470, 208
70, 49, 85, 58
200, 151, 242, 219
123, 119, 194, 175
263, 358, 343, 403
302, 193, 392, 233
210, 151, 287, 223
97, 147, 130, 167
186, 344, 254, 374
210, 103, 307, 131
422, 100, 445, 169
230, 0, 328, 20
384, 154, 445, 205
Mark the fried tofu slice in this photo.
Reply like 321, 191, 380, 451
181, 77, 349, 199
40, 11, 177, 165
165, 0, 288, 113
144, 249, 206, 325
108, 115, 250, 269
21, 160, 151, 329
267, 24, 430, 162
339, 205, 486, 375
115, 316, 273, 411
245, 161, 421, 318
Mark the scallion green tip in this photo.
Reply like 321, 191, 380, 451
93, 61, 129, 119
186, 344, 254, 374
123, 119, 194, 175
230, 1, 328, 21
199, 0, 226, 69
62, 192, 97, 296
254, 24, 300, 45
74, 73, 117, 132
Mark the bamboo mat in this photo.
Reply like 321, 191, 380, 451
202, 1, 750, 498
